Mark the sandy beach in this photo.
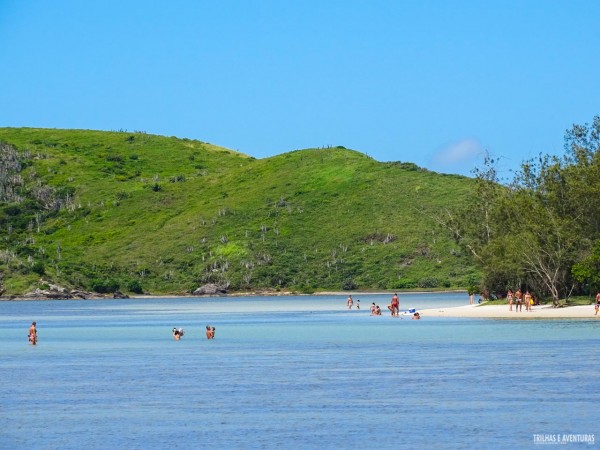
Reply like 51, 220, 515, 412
420, 303, 598, 319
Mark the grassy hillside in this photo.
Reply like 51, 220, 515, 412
0, 127, 479, 295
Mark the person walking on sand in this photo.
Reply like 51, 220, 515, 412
595, 292, 600, 317
28, 321, 37, 345
515, 289, 523, 312
507, 289, 514, 311
347, 295, 353, 309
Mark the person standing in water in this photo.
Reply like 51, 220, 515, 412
346, 295, 353, 309
390, 293, 399, 317
28, 321, 37, 345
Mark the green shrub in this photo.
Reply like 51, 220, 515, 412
31, 261, 45, 276
342, 278, 357, 290
394, 278, 417, 289
418, 278, 440, 288
91, 279, 120, 293
127, 280, 143, 294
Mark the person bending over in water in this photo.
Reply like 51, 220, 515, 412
206, 325, 215, 339
173, 327, 184, 340
412, 312, 421, 320
28, 321, 37, 345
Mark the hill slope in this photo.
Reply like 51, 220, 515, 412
0, 128, 479, 295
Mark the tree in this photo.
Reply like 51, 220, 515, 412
436, 155, 505, 264
572, 239, 600, 293
446, 117, 600, 305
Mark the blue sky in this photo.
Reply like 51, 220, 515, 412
1, 0, 599, 177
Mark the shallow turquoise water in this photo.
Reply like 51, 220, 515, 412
1, 293, 598, 449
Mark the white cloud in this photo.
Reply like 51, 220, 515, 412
428, 138, 485, 174
432, 138, 484, 165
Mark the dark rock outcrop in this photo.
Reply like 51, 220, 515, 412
24, 284, 73, 299
192, 283, 228, 296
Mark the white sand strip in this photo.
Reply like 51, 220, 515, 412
420, 304, 598, 319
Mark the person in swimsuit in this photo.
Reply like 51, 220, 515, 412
206, 325, 214, 339
28, 321, 37, 345
173, 327, 183, 340
595, 292, 600, 317
524, 291, 532, 312
515, 289, 522, 312
347, 295, 353, 309
390, 293, 399, 317
507, 289, 514, 311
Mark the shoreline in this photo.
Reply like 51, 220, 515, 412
1, 291, 598, 319
0, 289, 467, 302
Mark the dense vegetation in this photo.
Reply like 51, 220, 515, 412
444, 116, 600, 305
0, 128, 479, 296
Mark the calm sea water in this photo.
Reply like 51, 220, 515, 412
1, 293, 598, 449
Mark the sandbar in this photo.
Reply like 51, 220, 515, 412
420, 303, 598, 319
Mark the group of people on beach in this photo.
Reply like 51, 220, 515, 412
506, 289, 600, 316
172, 325, 215, 340
506, 289, 537, 312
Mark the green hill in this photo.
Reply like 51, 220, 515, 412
0, 127, 479, 296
